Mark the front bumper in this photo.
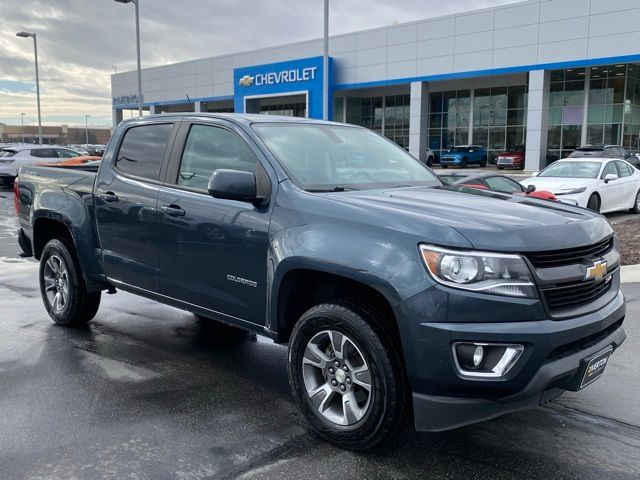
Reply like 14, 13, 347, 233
440, 157, 461, 165
397, 280, 626, 432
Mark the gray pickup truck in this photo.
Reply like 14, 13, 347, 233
15, 114, 626, 450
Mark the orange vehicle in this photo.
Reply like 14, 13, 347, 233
34, 156, 102, 171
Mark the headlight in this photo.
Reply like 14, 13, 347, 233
420, 245, 536, 298
555, 187, 587, 195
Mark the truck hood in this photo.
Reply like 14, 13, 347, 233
332, 186, 611, 252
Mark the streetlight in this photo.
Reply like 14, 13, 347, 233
85, 115, 90, 145
20, 113, 25, 143
16, 31, 42, 144
322, 0, 329, 121
114, 0, 143, 116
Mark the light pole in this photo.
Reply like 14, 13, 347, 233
322, 0, 329, 120
16, 31, 42, 144
85, 115, 90, 145
20, 113, 25, 143
114, 0, 143, 116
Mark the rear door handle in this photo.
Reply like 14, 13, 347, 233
101, 191, 119, 203
161, 204, 186, 217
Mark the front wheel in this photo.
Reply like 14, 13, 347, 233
288, 301, 408, 451
441, 165, 448, 169
460, 158, 468, 168
39, 239, 101, 326
586, 193, 600, 212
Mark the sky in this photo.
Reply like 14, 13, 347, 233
0, 0, 518, 129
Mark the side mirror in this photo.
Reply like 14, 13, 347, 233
525, 184, 536, 194
603, 173, 618, 183
208, 169, 259, 203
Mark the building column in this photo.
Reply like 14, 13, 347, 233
194, 101, 203, 112
525, 70, 551, 171
112, 108, 123, 129
409, 81, 430, 163
149, 105, 158, 115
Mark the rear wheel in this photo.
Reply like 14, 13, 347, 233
288, 301, 408, 451
587, 193, 600, 213
479, 156, 487, 167
497, 166, 504, 170
460, 158, 468, 168
1, 177, 14, 188
426, 156, 434, 167
39, 239, 101, 326
631, 190, 640, 214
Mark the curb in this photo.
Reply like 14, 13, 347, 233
621, 264, 640, 283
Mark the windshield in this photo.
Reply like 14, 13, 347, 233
0, 150, 16, 157
448, 147, 475, 153
252, 123, 441, 190
568, 149, 603, 157
538, 161, 601, 178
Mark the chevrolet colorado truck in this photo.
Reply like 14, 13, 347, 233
15, 114, 626, 450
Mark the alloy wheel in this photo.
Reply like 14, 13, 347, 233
301, 330, 373, 426
43, 255, 69, 312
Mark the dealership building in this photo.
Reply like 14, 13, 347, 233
111, 0, 640, 170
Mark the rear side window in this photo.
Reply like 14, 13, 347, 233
177, 124, 257, 191
31, 149, 55, 158
116, 124, 173, 180
615, 161, 633, 177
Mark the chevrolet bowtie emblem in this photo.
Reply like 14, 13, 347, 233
238, 75, 254, 87
585, 260, 607, 282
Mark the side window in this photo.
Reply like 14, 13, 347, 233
603, 148, 615, 158
484, 176, 523, 193
116, 123, 173, 181
616, 161, 632, 177
177, 124, 258, 191
601, 161, 617, 179
56, 149, 78, 158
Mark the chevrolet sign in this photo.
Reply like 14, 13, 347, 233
238, 66, 318, 87
585, 260, 607, 282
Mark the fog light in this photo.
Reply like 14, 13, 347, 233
453, 342, 524, 378
473, 345, 484, 367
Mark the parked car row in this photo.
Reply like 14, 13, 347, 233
0, 144, 83, 186
425, 144, 640, 171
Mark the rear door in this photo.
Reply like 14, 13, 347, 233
95, 121, 177, 292
598, 160, 623, 211
156, 119, 274, 325
615, 161, 637, 208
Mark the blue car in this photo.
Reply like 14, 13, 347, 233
440, 145, 487, 168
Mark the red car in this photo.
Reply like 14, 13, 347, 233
34, 155, 102, 172
496, 145, 526, 170
440, 172, 558, 201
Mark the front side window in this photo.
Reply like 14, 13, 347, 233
484, 176, 523, 193
253, 123, 441, 191
116, 123, 173, 181
539, 161, 601, 178
177, 124, 258, 191
31, 149, 54, 158
56, 149, 79, 158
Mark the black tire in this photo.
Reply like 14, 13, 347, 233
497, 166, 504, 170
288, 300, 408, 451
479, 156, 487, 167
586, 193, 600, 212
39, 239, 101, 326
631, 190, 640, 214
460, 158, 468, 168
1, 177, 14, 188
426, 156, 433, 167
441, 165, 448, 169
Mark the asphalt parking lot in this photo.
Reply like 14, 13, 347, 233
0, 185, 639, 479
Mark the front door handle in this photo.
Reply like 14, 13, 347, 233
101, 191, 119, 203
161, 204, 186, 217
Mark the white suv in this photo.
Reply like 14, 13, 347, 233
0, 145, 80, 186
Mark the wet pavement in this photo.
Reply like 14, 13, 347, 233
0, 185, 639, 479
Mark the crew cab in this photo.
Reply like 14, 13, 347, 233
15, 114, 626, 450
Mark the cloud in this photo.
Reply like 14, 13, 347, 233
0, 0, 517, 128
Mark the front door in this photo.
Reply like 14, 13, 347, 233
157, 121, 273, 325
95, 121, 176, 292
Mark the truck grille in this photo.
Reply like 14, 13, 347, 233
541, 276, 613, 312
525, 237, 613, 269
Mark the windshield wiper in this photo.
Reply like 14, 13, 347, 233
305, 186, 358, 192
